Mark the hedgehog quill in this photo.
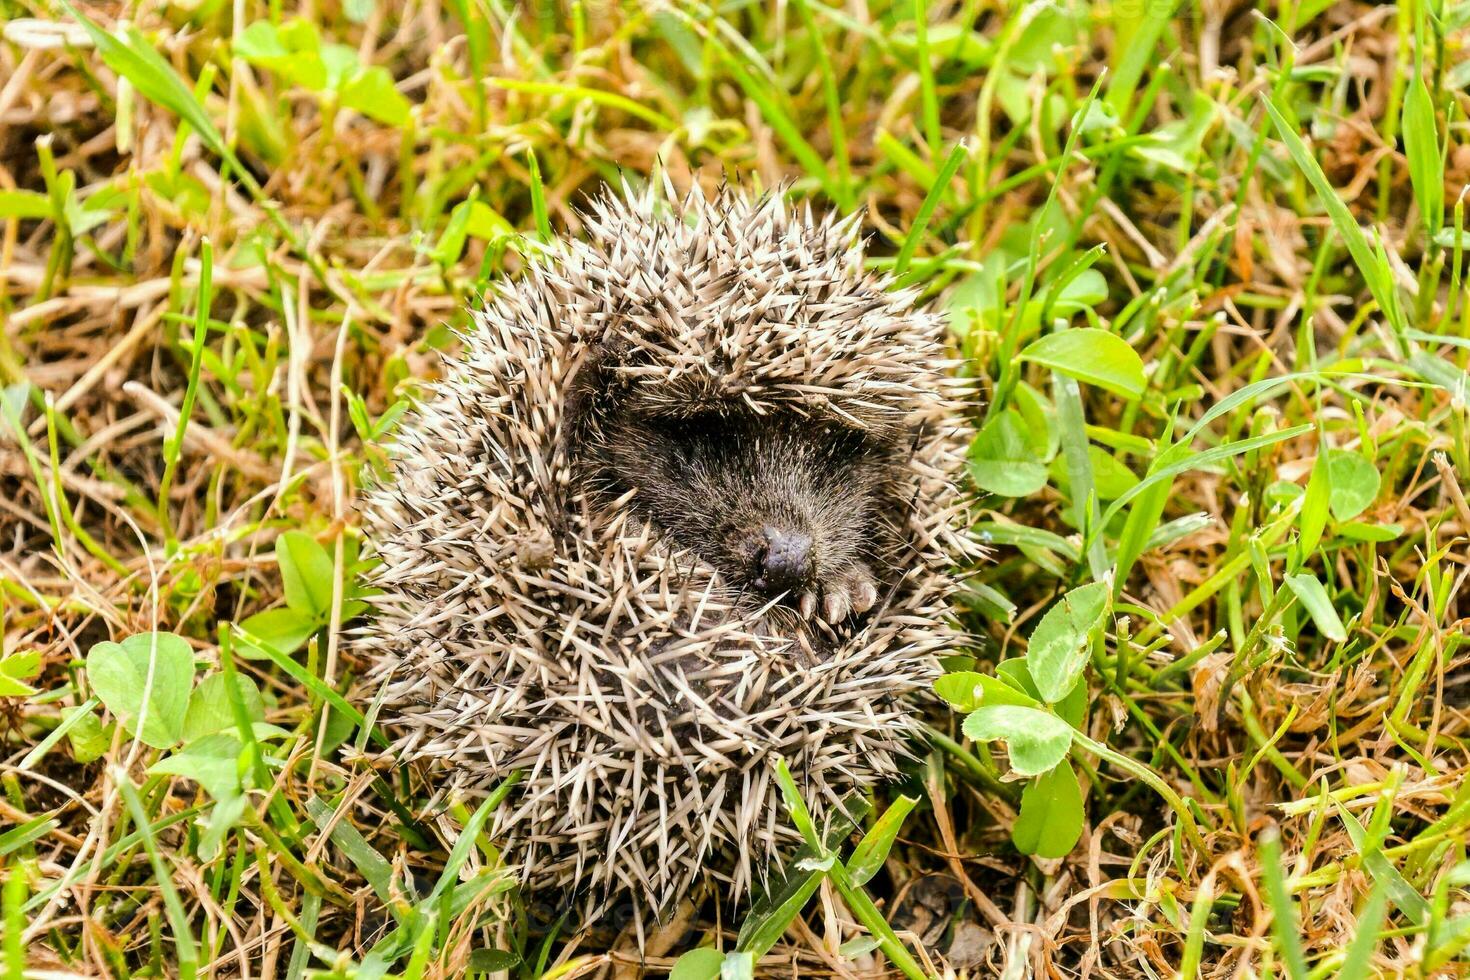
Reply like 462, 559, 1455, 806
357, 183, 980, 933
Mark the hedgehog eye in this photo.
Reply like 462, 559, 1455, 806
648, 411, 730, 441
643, 409, 873, 460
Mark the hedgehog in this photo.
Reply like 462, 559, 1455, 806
356, 182, 979, 935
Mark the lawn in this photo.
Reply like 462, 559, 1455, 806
1, 0, 1468, 975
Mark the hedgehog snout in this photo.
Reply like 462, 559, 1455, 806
751, 525, 813, 594
739, 522, 881, 626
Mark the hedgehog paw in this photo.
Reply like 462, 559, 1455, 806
812, 568, 880, 624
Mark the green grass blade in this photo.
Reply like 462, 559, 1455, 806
1262, 94, 1407, 344
118, 774, 199, 980
0, 815, 60, 859
846, 796, 917, 887
3, 860, 24, 979
306, 796, 398, 909
913, 0, 941, 159
792, 0, 854, 208
893, 140, 968, 277
485, 78, 675, 132
674, 12, 836, 200
157, 237, 212, 542
1402, 66, 1443, 238
527, 148, 552, 240
1099, 425, 1314, 529
57, 2, 230, 161
427, 773, 521, 905
1258, 831, 1308, 980
1335, 879, 1388, 980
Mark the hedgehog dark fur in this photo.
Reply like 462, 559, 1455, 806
590, 407, 908, 630
357, 182, 981, 934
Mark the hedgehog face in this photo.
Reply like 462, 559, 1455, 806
594, 406, 905, 625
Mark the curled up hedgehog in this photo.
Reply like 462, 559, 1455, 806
357, 183, 980, 934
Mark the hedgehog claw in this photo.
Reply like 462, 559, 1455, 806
851, 577, 879, 614
822, 591, 849, 623
798, 590, 818, 619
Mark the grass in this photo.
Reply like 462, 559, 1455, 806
0, 0, 1468, 975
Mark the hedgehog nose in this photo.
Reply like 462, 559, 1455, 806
754, 526, 813, 594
